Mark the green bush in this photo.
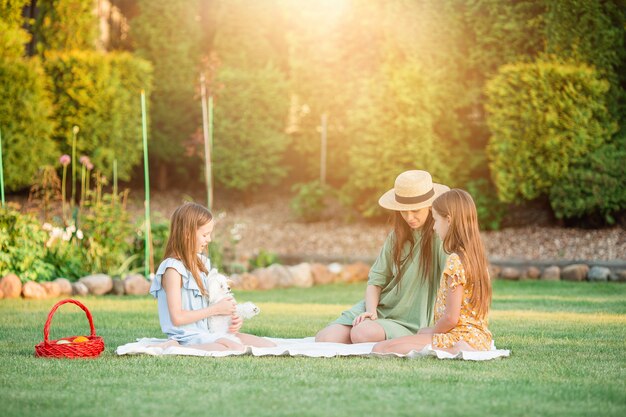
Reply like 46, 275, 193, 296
34, 0, 97, 53
133, 217, 170, 270
290, 180, 328, 222
248, 249, 279, 270
0, 205, 55, 282
0, 57, 57, 191
42, 223, 89, 281
543, 0, 626, 120
0, 0, 31, 59
79, 191, 137, 276
44, 51, 153, 181
213, 65, 291, 191
550, 134, 626, 223
485, 58, 618, 204
208, 241, 224, 272
465, 178, 507, 231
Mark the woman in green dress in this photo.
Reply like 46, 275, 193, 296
315, 170, 449, 343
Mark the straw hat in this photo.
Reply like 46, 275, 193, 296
378, 170, 449, 211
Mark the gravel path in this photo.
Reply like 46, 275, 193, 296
139, 191, 626, 262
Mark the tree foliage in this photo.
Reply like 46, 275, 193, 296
212, 65, 290, 191
131, 0, 202, 184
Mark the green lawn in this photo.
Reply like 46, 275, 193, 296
1, 281, 625, 417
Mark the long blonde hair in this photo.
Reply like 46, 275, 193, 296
163, 203, 212, 295
432, 189, 491, 319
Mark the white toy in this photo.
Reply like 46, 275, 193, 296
205, 269, 260, 334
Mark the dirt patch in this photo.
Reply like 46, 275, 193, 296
130, 190, 626, 262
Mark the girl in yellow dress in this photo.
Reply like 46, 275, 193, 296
372, 189, 493, 354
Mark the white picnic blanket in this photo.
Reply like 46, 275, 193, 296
116, 337, 510, 361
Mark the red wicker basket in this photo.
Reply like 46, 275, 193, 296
35, 299, 105, 359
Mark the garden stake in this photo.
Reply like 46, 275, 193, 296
80, 163, 85, 207
0, 128, 5, 207
71, 126, 79, 208
320, 113, 327, 185
113, 159, 118, 203
200, 73, 213, 210
141, 90, 154, 278
60, 157, 69, 219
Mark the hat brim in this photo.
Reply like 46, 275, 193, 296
378, 183, 450, 211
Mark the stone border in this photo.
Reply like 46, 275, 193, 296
2, 257, 625, 300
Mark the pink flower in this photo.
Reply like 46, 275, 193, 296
59, 154, 71, 166
79, 155, 90, 166
86, 162, 94, 170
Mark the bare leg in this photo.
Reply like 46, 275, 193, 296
440, 340, 475, 355
372, 333, 432, 354
315, 324, 352, 343
235, 332, 276, 347
191, 337, 245, 352
350, 320, 386, 343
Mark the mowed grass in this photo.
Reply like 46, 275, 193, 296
1, 280, 625, 417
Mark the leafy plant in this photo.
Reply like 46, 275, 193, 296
28, 165, 61, 221
465, 178, 507, 231
248, 249, 279, 270
0, 204, 55, 282
550, 134, 626, 224
133, 217, 170, 268
43, 239, 88, 281
290, 180, 329, 222
79, 179, 135, 275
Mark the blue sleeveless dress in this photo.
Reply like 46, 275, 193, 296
149, 255, 239, 345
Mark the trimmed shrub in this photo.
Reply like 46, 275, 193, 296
0, 0, 31, 59
550, 135, 626, 224
212, 65, 291, 191
0, 57, 57, 191
34, 0, 97, 53
485, 59, 617, 203
44, 51, 153, 181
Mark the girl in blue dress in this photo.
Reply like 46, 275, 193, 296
149, 203, 275, 351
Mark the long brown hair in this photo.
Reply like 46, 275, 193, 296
163, 203, 213, 295
432, 189, 491, 319
391, 210, 436, 286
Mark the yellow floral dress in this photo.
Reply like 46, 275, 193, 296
432, 253, 493, 351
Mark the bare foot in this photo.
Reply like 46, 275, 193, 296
147, 340, 180, 349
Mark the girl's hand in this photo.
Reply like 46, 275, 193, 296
229, 314, 243, 333
213, 297, 237, 316
353, 312, 377, 326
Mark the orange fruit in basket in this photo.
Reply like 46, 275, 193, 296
72, 336, 89, 343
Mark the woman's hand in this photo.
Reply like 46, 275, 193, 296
353, 312, 377, 326
417, 327, 434, 335
229, 314, 243, 333
213, 297, 237, 316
